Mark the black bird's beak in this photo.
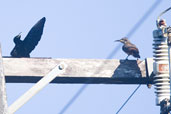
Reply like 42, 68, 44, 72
18, 32, 22, 36
15, 32, 22, 39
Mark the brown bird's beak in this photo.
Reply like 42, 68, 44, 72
115, 40, 120, 42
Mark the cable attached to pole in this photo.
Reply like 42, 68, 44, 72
157, 7, 171, 20
115, 84, 141, 114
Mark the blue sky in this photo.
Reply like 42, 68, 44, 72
1, 0, 171, 114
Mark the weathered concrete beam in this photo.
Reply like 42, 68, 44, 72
2, 57, 153, 84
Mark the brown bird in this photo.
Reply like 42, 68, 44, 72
115, 37, 140, 60
10, 17, 46, 57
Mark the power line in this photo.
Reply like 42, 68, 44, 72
58, 0, 162, 113
126, 0, 162, 38
59, 84, 88, 114
115, 84, 141, 114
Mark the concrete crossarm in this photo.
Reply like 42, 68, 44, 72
2, 57, 153, 84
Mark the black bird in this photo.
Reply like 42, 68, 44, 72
10, 17, 46, 57
115, 37, 140, 60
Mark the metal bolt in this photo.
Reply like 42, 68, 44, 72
58, 64, 64, 70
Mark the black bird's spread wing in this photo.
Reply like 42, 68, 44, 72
23, 17, 46, 54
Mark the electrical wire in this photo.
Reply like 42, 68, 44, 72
58, 0, 162, 114
115, 84, 141, 114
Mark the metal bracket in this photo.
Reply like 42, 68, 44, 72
145, 58, 154, 88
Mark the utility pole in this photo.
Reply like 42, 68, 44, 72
0, 45, 8, 114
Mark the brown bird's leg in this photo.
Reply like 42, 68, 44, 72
125, 55, 129, 60
136, 58, 140, 64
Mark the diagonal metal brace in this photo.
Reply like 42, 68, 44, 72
7, 62, 67, 114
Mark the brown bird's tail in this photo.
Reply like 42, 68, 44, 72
133, 53, 140, 58
147, 84, 152, 89
137, 54, 140, 58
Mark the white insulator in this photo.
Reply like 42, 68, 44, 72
153, 29, 170, 105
